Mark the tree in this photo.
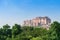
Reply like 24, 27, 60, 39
2, 24, 11, 40
3, 24, 10, 29
12, 24, 22, 38
49, 21, 60, 40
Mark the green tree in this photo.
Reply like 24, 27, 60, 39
12, 24, 22, 38
0, 24, 12, 40
49, 21, 60, 40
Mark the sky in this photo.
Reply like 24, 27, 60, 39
0, 0, 60, 27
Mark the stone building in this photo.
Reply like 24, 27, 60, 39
23, 16, 51, 29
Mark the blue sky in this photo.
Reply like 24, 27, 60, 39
0, 0, 60, 26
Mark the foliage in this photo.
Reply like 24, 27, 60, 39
0, 21, 60, 40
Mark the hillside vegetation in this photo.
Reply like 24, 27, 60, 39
0, 21, 60, 40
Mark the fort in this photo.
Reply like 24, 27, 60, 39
23, 16, 51, 29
